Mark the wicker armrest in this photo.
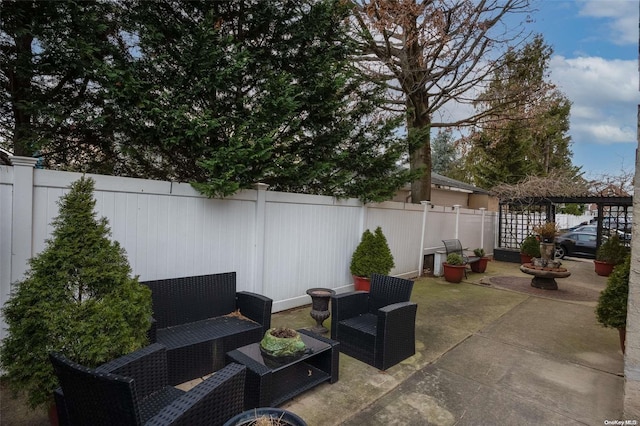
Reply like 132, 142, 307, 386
146, 363, 246, 426
236, 291, 273, 333
96, 343, 168, 399
148, 317, 158, 343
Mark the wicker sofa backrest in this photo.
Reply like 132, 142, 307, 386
368, 273, 414, 313
142, 272, 237, 328
50, 352, 141, 426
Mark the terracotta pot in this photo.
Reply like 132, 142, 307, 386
594, 260, 615, 277
48, 402, 59, 426
470, 257, 488, 273
443, 263, 466, 283
520, 254, 533, 264
352, 275, 371, 292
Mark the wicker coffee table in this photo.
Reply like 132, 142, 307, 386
226, 329, 339, 409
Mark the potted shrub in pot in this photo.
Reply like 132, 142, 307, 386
0, 177, 152, 421
470, 248, 489, 273
350, 227, 395, 291
520, 235, 541, 264
443, 253, 466, 283
594, 234, 627, 277
595, 255, 630, 353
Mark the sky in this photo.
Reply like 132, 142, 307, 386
529, 0, 639, 179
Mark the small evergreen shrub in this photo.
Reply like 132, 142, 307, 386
350, 226, 395, 278
473, 248, 485, 257
596, 255, 630, 329
596, 234, 627, 265
0, 177, 152, 409
446, 253, 464, 265
520, 235, 541, 257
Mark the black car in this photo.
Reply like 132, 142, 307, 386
554, 231, 598, 259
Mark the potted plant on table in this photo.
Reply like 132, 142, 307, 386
470, 248, 489, 273
0, 177, 152, 423
594, 234, 627, 277
596, 255, 630, 353
350, 226, 395, 291
520, 235, 541, 264
443, 253, 466, 283
533, 222, 558, 260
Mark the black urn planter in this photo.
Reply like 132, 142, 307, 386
306, 288, 335, 334
223, 408, 307, 426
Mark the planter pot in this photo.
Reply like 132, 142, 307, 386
594, 260, 615, 277
48, 401, 59, 426
224, 408, 307, 426
470, 257, 489, 273
520, 253, 533, 264
443, 263, 466, 283
353, 275, 371, 292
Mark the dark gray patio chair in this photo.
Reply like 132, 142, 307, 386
330, 273, 417, 370
50, 343, 246, 426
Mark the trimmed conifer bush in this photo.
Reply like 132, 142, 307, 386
350, 226, 395, 278
520, 235, 541, 257
0, 177, 152, 410
596, 255, 630, 329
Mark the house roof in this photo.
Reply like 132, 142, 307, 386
431, 173, 490, 195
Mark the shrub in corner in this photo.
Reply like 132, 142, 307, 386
0, 177, 152, 410
596, 255, 630, 329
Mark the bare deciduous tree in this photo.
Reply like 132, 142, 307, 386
349, 0, 532, 202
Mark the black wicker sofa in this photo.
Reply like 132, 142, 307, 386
141, 272, 272, 385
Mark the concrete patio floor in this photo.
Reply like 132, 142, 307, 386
275, 258, 625, 425
0, 258, 625, 425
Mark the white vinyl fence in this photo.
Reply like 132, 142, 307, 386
1, 158, 497, 343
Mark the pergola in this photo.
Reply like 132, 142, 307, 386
494, 195, 633, 262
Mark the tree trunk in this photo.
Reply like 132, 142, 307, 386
408, 99, 432, 203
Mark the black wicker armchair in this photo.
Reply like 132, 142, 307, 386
50, 343, 246, 426
330, 274, 417, 370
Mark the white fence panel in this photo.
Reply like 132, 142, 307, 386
262, 192, 362, 311
0, 168, 14, 342
1, 160, 498, 327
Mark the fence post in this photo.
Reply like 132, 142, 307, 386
253, 183, 269, 295
454, 205, 461, 239
9, 156, 38, 285
480, 207, 486, 250
418, 201, 430, 277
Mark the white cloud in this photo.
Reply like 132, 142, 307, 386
578, 0, 638, 45
549, 55, 639, 146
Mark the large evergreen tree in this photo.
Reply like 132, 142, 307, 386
118, 0, 414, 201
2, 0, 415, 202
462, 35, 578, 189
1, 0, 133, 172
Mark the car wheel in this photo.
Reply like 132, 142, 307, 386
555, 245, 566, 259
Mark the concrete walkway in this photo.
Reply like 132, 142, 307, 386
275, 258, 625, 425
